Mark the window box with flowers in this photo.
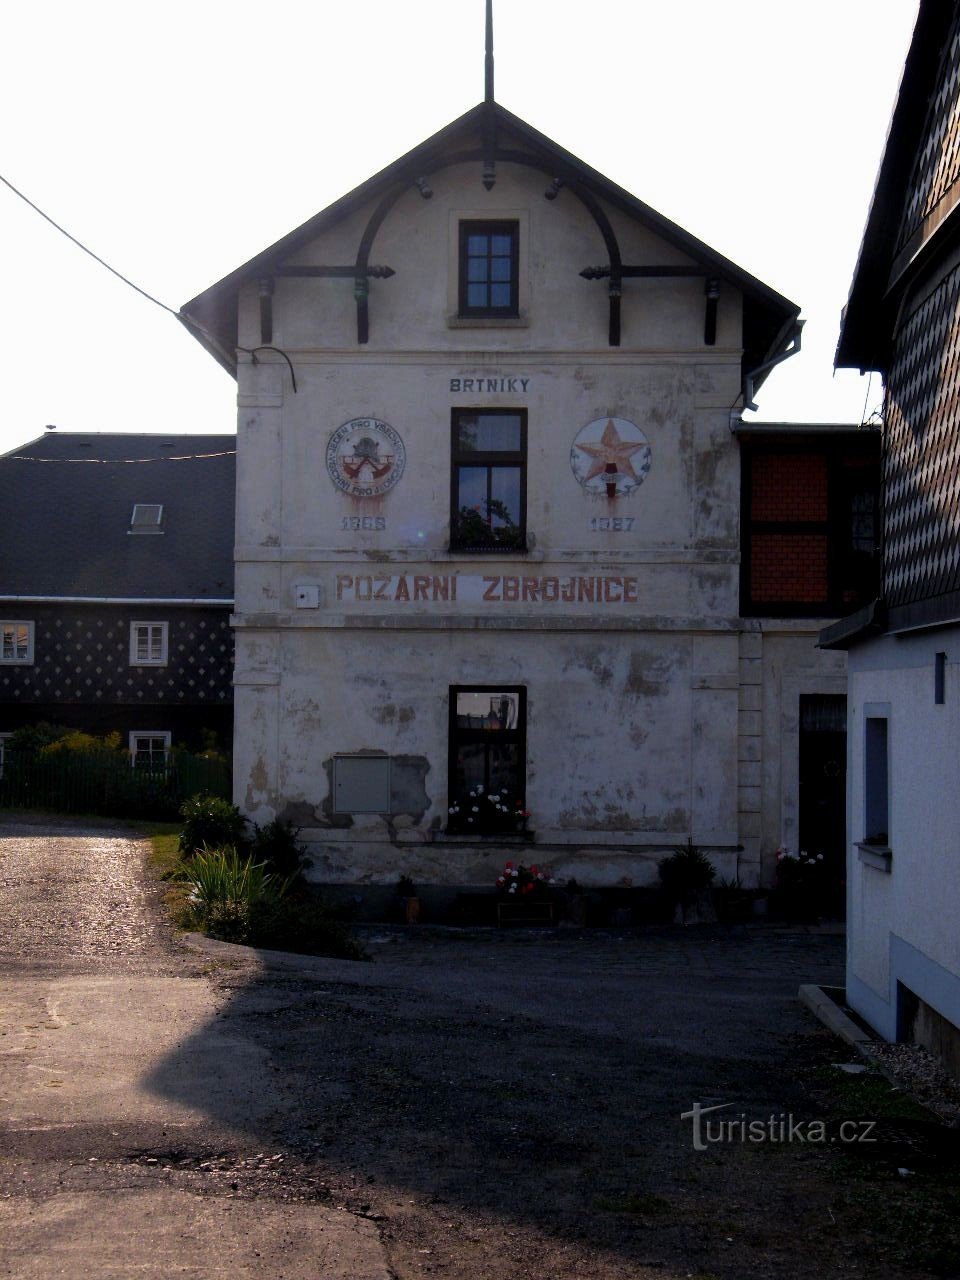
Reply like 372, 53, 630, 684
495, 860, 556, 925
446, 784, 532, 838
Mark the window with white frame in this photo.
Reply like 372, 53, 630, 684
129, 503, 164, 534
0, 621, 34, 664
129, 731, 171, 768
129, 621, 168, 665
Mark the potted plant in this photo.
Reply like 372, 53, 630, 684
658, 840, 716, 924
396, 874, 420, 924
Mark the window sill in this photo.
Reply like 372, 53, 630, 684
447, 314, 529, 329
433, 830, 535, 844
856, 842, 892, 873
448, 544, 529, 555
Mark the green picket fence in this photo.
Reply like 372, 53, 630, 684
0, 752, 231, 820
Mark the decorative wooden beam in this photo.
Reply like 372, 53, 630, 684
274, 265, 395, 278
580, 265, 707, 279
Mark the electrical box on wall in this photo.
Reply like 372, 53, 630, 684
295, 583, 320, 609
333, 755, 392, 814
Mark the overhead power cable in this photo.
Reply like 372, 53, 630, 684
0, 172, 298, 391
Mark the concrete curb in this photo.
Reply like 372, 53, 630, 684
799, 983, 875, 1058
179, 930, 367, 975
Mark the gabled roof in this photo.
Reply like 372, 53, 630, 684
181, 101, 799, 384
836, 1, 956, 372
0, 433, 235, 600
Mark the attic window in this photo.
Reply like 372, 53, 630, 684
129, 503, 164, 534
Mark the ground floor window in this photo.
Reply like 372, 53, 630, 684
129, 731, 171, 768
447, 686, 526, 832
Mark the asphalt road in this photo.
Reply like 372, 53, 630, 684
6, 817, 933, 1280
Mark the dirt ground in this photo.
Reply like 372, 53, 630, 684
2, 819, 959, 1279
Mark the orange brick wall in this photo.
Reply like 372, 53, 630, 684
750, 453, 828, 521
750, 533, 829, 603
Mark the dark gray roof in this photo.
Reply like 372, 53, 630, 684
0, 433, 235, 600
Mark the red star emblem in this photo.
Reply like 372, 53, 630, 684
575, 419, 647, 483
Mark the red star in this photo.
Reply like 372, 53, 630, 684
575, 419, 647, 483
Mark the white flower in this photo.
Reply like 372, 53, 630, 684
476, 784, 484, 793
490, 794, 500, 802
472, 805, 479, 812
816, 854, 824, 861
448, 806, 456, 814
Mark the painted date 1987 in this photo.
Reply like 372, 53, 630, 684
590, 516, 634, 532
342, 516, 386, 530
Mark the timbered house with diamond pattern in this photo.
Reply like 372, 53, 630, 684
179, 15, 878, 907
0, 432, 234, 767
824, 0, 960, 1068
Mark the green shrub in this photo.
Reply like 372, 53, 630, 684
246, 897, 367, 960
250, 818, 305, 879
178, 792, 247, 854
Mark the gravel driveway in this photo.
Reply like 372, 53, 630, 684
2, 818, 957, 1278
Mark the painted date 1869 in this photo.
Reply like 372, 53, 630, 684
590, 516, 634, 532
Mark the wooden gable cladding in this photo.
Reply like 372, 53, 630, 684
896, 8, 960, 271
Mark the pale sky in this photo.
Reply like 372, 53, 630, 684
1, 1, 919, 453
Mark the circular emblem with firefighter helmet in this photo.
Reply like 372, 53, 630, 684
326, 417, 406, 499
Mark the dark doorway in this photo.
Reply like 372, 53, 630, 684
798, 694, 847, 918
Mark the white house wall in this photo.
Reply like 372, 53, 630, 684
230, 141, 841, 890
847, 629, 960, 1041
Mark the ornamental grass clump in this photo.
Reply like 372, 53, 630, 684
179, 844, 289, 943
657, 841, 716, 911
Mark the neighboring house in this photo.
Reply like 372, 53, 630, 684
180, 74, 876, 900
826, 0, 960, 1070
0, 432, 235, 763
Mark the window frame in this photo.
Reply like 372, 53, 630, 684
447, 685, 527, 824
863, 709, 890, 847
449, 408, 527, 552
129, 503, 164, 535
129, 621, 169, 666
458, 220, 520, 318
128, 730, 172, 768
0, 620, 35, 664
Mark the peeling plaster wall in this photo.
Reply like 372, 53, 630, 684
230, 146, 820, 888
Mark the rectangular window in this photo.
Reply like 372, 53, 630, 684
129, 503, 164, 534
448, 686, 526, 832
129, 731, 171, 768
450, 409, 526, 550
864, 715, 889, 846
129, 621, 168, 666
459, 221, 519, 317
0, 621, 34, 664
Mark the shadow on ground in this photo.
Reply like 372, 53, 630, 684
135, 926, 927, 1279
